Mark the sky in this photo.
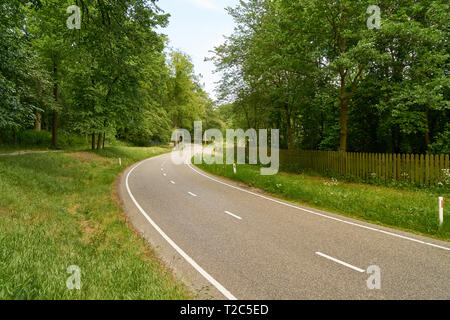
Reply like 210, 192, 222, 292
157, 0, 240, 101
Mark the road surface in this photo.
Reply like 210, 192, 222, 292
118, 150, 450, 300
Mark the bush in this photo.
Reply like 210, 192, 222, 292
1, 130, 89, 149
430, 124, 450, 154
17, 130, 51, 146
58, 132, 88, 149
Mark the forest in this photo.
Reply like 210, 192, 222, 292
0, 0, 223, 150
1, 0, 449, 155
213, 0, 449, 154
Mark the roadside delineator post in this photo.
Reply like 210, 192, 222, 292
439, 197, 444, 226
119, 158, 122, 167
233, 163, 236, 174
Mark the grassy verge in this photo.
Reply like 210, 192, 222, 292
0, 146, 191, 299
196, 162, 450, 241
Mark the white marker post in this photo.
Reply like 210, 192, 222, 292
119, 158, 122, 167
439, 197, 444, 226
233, 163, 236, 174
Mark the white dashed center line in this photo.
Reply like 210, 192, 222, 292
224, 210, 242, 220
315, 252, 365, 273
188, 192, 197, 197
170, 180, 176, 184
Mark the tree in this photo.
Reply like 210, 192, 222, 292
166, 51, 207, 133
0, 0, 40, 138
214, 0, 449, 154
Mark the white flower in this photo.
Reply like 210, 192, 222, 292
324, 178, 339, 186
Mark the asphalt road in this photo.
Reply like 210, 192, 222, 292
118, 150, 450, 300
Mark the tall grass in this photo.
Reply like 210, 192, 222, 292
0, 146, 190, 299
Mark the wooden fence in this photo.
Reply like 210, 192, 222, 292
279, 150, 450, 186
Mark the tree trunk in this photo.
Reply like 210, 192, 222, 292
52, 111, 58, 148
43, 113, 48, 130
388, 129, 394, 153
35, 81, 42, 131
339, 99, 349, 152
173, 115, 178, 129
337, 23, 349, 152
425, 104, 431, 152
338, 65, 349, 152
52, 57, 58, 148
286, 110, 294, 150
34, 110, 42, 131
91, 133, 96, 150
97, 133, 103, 150
103, 132, 105, 149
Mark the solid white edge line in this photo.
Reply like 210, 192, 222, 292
126, 156, 237, 300
187, 162, 450, 252
188, 192, 197, 197
315, 252, 365, 273
224, 210, 242, 220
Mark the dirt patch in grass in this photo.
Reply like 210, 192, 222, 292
79, 219, 96, 236
0, 206, 15, 218
0, 150, 60, 156
80, 221, 104, 247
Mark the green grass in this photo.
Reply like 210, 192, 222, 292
0, 146, 191, 299
196, 162, 450, 241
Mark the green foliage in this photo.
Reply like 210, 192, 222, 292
0, 147, 190, 299
0, 129, 88, 150
213, 0, 449, 153
431, 124, 450, 154
16, 130, 52, 146
0, 0, 40, 131
1, 0, 212, 149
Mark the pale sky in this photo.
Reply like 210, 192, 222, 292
157, 0, 240, 101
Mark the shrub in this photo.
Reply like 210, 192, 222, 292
17, 130, 51, 146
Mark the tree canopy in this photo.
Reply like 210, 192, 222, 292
213, 0, 449, 153
1, 0, 448, 154
0, 0, 220, 148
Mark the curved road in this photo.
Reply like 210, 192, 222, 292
118, 150, 450, 300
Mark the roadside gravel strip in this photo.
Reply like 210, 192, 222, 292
118, 152, 450, 300
0, 150, 64, 156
